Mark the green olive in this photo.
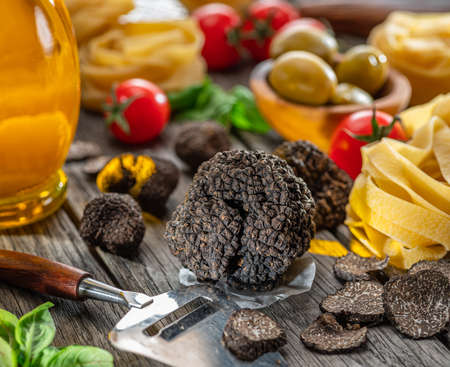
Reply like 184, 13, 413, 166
330, 83, 374, 105
270, 24, 338, 63
336, 45, 389, 95
269, 51, 337, 106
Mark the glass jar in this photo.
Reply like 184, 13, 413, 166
0, 0, 80, 228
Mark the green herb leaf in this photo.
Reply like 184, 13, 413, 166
32, 346, 60, 367
168, 79, 212, 112
0, 310, 18, 348
0, 337, 17, 367
15, 302, 55, 367
47, 346, 113, 367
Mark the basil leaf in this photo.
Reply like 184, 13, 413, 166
15, 302, 55, 367
48, 346, 113, 367
31, 346, 60, 367
168, 79, 211, 112
0, 309, 18, 347
0, 337, 17, 367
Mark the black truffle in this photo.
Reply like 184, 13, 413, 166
80, 193, 145, 256
165, 150, 315, 291
320, 281, 384, 326
175, 121, 231, 170
384, 270, 449, 339
222, 309, 286, 361
96, 154, 180, 215
300, 313, 367, 353
67, 140, 102, 161
273, 140, 352, 230
334, 252, 389, 282
408, 259, 450, 282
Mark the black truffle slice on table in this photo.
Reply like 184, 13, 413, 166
408, 259, 450, 282
165, 150, 316, 291
80, 193, 145, 257
320, 281, 384, 325
334, 252, 389, 282
384, 270, 449, 339
273, 140, 352, 230
222, 309, 286, 361
300, 313, 367, 353
174, 121, 231, 171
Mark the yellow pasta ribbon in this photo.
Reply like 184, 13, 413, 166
308, 239, 348, 257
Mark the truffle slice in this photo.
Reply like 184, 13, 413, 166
320, 281, 384, 325
384, 270, 449, 339
67, 140, 102, 161
80, 193, 145, 257
175, 121, 231, 170
334, 252, 389, 282
408, 259, 450, 282
273, 140, 352, 229
300, 313, 367, 353
222, 309, 286, 361
165, 150, 316, 291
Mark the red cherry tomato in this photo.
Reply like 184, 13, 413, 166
329, 110, 407, 180
241, 0, 299, 61
278, 17, 327, 33
104, 79, 170, 144
193, 4, 241, 70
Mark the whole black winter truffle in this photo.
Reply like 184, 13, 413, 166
300, 313, 367, 353
80, 193, 145, 256
320, 281, 385, 326
384, 270, 449, 339
165, 150, 315, 291
273, 140, 352, 230
333, 252, 389, 282
222, 309, 286, 361
174, 121, 231, 170
96, 153, 179, 215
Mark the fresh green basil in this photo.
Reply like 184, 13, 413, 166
0, 337, 17, 367
47, 346, 113, 367
15, 302, 55, 367
0, 309, 19, 347
31, 347, 60, 367
168, 79, 270, 134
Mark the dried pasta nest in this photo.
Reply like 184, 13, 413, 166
273, 140, 352, 230
96, 153, 179, 215
222, 309, 286, 361
300, 313, 368, 353
165, 150, 316, 291
175, 121, 232, 171
80, 193, 145, 256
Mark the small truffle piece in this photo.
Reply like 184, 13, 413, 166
320, 281, 384, 325
80, 193, 145, 256
83, 155, 112, 176
334, 252, 389, 282
384, 270, 449, 339
408, 259, 450, 282
300, 313, 367, 353
175, 121, 231, 170
273, 140, 352, 230
222, 309, 286, 361
165, 150, 316, 291
67, 140, 102, 161
96, 154, 180, 215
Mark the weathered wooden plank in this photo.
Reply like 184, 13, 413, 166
0, 209, 148, 365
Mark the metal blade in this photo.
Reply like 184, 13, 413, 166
109, 285, 288, 367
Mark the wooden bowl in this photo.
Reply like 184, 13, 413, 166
250, 60, 411, 152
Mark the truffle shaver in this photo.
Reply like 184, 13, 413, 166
0, 250, 287, 367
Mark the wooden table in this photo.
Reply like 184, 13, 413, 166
1, 2, 449, 366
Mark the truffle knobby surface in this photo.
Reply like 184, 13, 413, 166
274, 140, 352, 230
165, 150, 316, 291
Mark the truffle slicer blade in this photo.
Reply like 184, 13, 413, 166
109, 284, 287, 367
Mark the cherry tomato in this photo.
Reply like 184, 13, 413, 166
241, 0, 299, 61
104, 79, 170, 144
278, 17, 327, 33
329, 110, 407, 180
193, 4, 241, 70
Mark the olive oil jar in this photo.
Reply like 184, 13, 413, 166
0, 0, 80, 228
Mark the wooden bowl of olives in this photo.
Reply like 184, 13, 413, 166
250, 24, 411, 152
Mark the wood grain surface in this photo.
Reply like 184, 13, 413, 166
0, 1, 449, 366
